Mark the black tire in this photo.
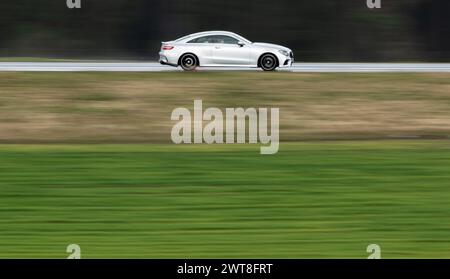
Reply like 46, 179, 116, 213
259, 54, 278, 71
180, 54, 198, 71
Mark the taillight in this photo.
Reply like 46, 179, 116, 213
162, 45, 174, 50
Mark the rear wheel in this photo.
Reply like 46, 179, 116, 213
180, 54, 198, 71
259, 54, 278, 71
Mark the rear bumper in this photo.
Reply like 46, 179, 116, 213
159, 60, 178, 67
159, 54, 178, 67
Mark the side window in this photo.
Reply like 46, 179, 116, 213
216, 35, 239, 44
187, 38, 198, 43
188, 36, 215, 44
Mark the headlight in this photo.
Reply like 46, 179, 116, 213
278, 50, 290, 56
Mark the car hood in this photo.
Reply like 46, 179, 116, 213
252, 42, 291, 52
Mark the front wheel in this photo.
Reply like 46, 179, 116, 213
180, 54, 198, 71
260, 54, 278, 71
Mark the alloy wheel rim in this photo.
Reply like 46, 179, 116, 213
263, 56, 275, 69
183, 56, 195, 68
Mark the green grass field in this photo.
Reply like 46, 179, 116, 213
1, 141, 450, 258
1, 72, 450, 258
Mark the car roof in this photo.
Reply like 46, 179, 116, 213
187, 31, 238, 37
175, 31, 251, 43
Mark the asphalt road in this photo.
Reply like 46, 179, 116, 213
1, 62, 450, 72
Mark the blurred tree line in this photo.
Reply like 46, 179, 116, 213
0, 0, 448, 61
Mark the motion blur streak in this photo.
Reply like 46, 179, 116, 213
1, 0, 450, 260
1, 63, 450, 72
1, 142, 450, 258
0, 0, 449, 62
1, 72, 450, 143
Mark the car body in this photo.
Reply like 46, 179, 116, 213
159, 31, 294, 71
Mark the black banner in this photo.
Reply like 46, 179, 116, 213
0, 260, 448, 278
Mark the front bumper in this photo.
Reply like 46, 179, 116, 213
278, 51, 294, 68
279, 58, 294, 68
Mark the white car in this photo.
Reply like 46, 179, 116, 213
159, 31, 294, 71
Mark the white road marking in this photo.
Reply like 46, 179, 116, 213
1, 62, 450, 72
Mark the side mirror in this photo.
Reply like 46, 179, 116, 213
237, 41, 245, 47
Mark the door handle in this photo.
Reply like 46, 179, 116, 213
215, 46, 221, 49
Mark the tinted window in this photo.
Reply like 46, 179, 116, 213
187, 36, 214, 44
188, 35, 239, 44
215, 35, 239, 44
